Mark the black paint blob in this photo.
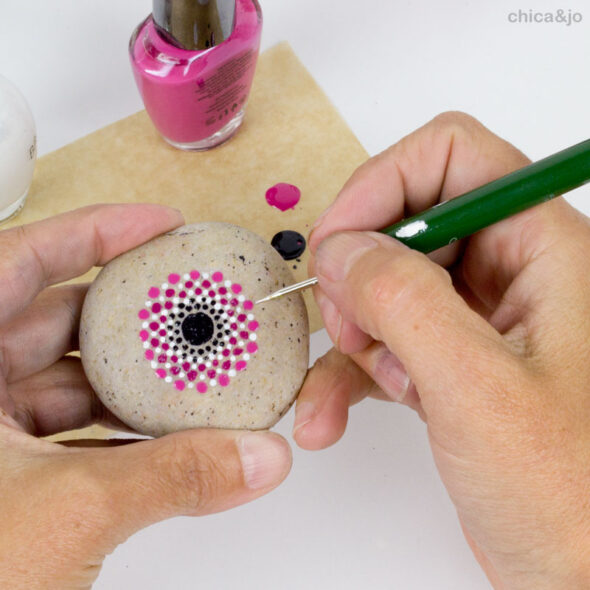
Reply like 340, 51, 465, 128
271, 230, 306, 261
181, 312, 214, 347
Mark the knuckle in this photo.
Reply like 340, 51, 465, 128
152, 435, 233, 512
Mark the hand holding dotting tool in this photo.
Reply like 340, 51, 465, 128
256, 138, 590, 305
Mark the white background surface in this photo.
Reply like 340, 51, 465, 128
2, 1, 590, 588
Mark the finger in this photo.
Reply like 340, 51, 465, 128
309, 111, 530, 254
314, 231, 518, 424
0, 284, 87, 383
0, 204, 184, 325
293, 347, 384, 450
71, 429, 292, 542
8, 357, 130, 436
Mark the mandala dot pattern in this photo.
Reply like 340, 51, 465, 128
138, 270, 259, 394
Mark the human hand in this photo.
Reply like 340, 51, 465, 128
294, 112, 590, 588
0, 205, 291, 590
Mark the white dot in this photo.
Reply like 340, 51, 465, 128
145, 301, 151, 307
179, 373, 185, 379
162, 283, 169, 289
159, 296, 165, 302
143, 342, 149, 349
197, 358, 203, 364
151, 361, 157, 369
210, 379, 217, 387
173, 297, 180, 304
165, 376, 172, 383
165, 363, 171, 369
155, 348, 161, 354
239, 323, 245, 329
191, 363, 197, 369
230, 356, 236, 361
173, 307, 179, 313
184, 273, 190, 280
232, 331, 239, 338
243, 354, 250, 361
142, 321, 149, 329
200, 374, 205, 380
202, 272, 209, 279
223, 335, 230, 341
249, 333, 257, 341
160, 337, 166, 342
238, 341, 244, 347
222, 312, 228, 319
217, 354, 223, 360
206, 361, 212, 368
188, 382, 195, 388
238, 295, 245, 302
228, 369, 236, 377
247, 314, 254, 321
224, 280, 231, 287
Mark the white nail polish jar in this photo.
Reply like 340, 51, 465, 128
0, 75, 36, 223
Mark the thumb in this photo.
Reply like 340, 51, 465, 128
79, 429, 291, 546
314, 231, 518, 420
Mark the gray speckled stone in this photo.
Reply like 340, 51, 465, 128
80, 222, 309, 437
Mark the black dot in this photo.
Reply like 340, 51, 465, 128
271, 230, 307, 260
181, 312, 215, 347
179, 303, 185, 309
198, 349, 204, 355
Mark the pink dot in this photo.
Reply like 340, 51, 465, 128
182, 362, 191, 372
212, 271, 223, 282
222, 360, 231, 370
219, 375, 230, 387
159, 329, 167, 337
220, 298, 228, 305
197, 382, 207, 394
171, 355, 178, 363
230, 323, 238, 330
148, 287, 160, 298
230, 298, 238, 307
185, 281, 193, 288
158, 354, 167, 363
247, 342, 258, 354
145, 350, 154, 360
165, 301, 173, 309
227, 310, 235, 317
187, 371, 197, 381
243, 301, 254, 311
175, 380, 186, 391
212, 360, 219, 367
171, 366, 181, 375
222, 349, 230, 357
151, 338, 159, 347
152, 302, 162, 313
139, 330, 149, 342
190, 270, 200, 280
208, 290, 216, 298
195, 288, 203, 295
207, 369, 217, 379
238, 314, 247, 322
236, 360, 247, 372
168, 273, 180, 284
229, 337, 237, 345
165, 289, 175, 297
202, 280, 211, 288
219, 287, 227, 295
198, 364, 206, 372
231, 283, 242, 294
162, 343, 170, 351
156, 369, 166, 379
138, 309, 149, 320
240, 331, 249, 339
149, 322, 159, 331
179, 291, 187, 298
265, 183, 301, 212
234, 348, 243, 356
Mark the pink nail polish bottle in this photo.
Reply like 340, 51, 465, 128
129, 0, 262, 151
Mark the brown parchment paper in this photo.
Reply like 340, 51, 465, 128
3, 42, 368, 439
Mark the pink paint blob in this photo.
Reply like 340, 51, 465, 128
168, 273, 180, 285
148, 287, 160, 298
145, 350, 154, 360
243, 300, 254, 311
236, 360, 248, 371
212, 271, 224, 282
265, 183, 301, 211
247, 342, 258, 354
155, 369, 167, 379
139, 330, 149, 342
197, 382, 208, 394
231, 283, 242, 294
219, 375, 230, 387
248, 321, 259, 331
190, 270, 200, 280
138, 309, 150, 320
175, 380, 186, 391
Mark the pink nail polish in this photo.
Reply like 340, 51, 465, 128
129, 0, 262, 151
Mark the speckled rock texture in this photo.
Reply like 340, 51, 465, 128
80, 222, 309, 437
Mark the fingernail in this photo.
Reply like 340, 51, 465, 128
293, 401, 316, 434
239, 433, 291, 490
315, 290, 342, 345
311, 203, 334, 231
374, 352, 411, 402
316, 232, 378, 282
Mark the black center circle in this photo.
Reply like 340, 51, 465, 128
181, 312, 214, 347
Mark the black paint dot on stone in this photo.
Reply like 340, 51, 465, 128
179, 303, 185, 309
216, 323, 223, 329
178, 313, 185, 319
181, 312, 215, 347
174, 329, 179, 335
176, 337, 183, 343
224, 330, 231, 335
198, 349, 204, 355
271, 230, 306, 260
205, 346, 211, 352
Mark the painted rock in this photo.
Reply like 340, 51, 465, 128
80, 222, 309, 436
